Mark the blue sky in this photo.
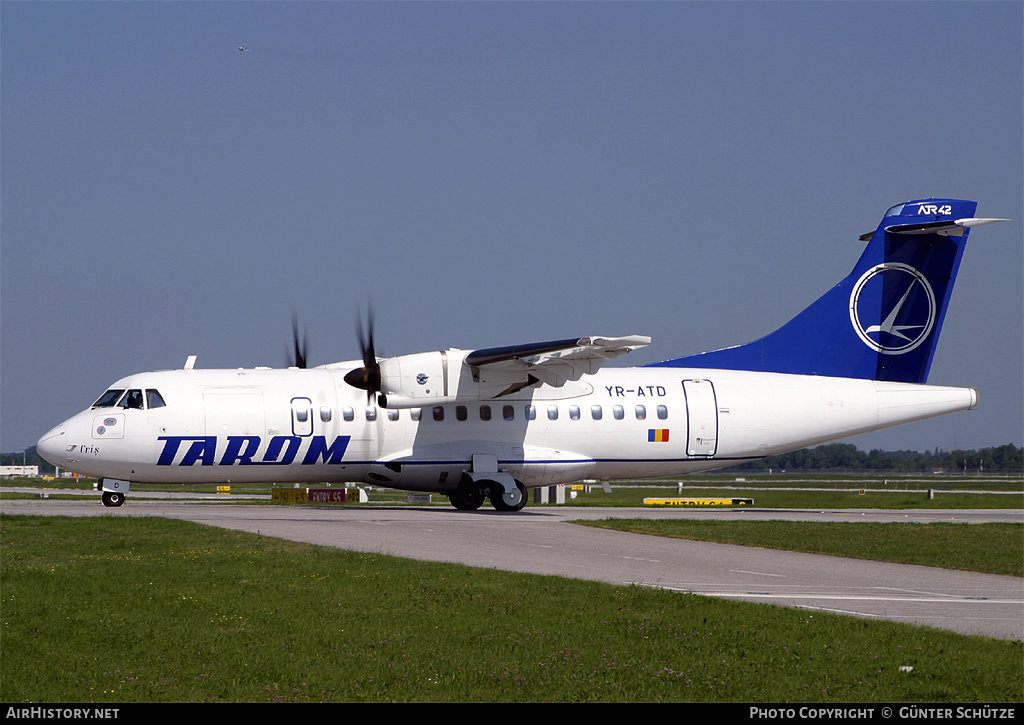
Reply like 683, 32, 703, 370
2, 1, 1021, 454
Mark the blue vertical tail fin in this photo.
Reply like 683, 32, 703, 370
647, 199, 1006, 383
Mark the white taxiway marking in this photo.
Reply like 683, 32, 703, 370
679, 591, 1021, 605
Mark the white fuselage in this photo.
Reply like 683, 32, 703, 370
35, 198, 1001, 509
38, 362, 977, 493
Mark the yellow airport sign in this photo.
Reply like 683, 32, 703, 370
272, 488, 308, 503
643, 498, 753, 507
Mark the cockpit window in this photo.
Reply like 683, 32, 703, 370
118, 389, 145, 409
884, 203, 905, 217
93, 388, 166, 409
93, 389, 126, 407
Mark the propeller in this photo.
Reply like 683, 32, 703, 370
344, 306, 384, 405
288, 313, 310, 369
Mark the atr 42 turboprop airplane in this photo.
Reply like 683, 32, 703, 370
37, 199, 1007, 511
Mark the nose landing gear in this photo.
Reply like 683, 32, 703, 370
101, 491, 125, 507
96, 478, 130, 507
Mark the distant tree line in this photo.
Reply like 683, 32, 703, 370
1, 447, 54, 473
2, 443, 1022, 476
725, 442, 1022, 474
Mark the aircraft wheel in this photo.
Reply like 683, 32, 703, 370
449, 479, 486, 511
101, 491, 125, 508
490, 481, 527, 512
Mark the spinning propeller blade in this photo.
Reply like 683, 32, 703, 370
288, 313, 309, 369
344, 306, 384, 405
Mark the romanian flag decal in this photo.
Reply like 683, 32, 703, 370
648, 429, 670, 443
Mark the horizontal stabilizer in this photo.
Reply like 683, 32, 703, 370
859, 216, 1008, 241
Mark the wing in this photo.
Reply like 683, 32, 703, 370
335, 334, 652, 408
465, 335, 651, 389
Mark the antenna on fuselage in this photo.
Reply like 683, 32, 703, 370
184, 355, 197, 370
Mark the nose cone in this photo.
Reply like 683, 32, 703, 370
36, 424, 66, 467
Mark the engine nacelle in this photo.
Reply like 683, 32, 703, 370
375, 349, 541, 409
377, 350, 463, 408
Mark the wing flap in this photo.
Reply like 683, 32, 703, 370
468, 335, 651, 389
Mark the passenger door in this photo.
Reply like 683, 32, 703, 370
290, 397, 314, 437
682, 379, 718, 457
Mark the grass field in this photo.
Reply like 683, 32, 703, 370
1, 515, 1020, 704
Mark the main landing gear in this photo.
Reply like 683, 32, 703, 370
490, 480, 527, 512
447, 475, 527, 512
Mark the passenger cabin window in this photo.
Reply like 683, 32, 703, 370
432, 406, 445, 421
479, 405, 492, 421
456, 405, 468, 421
547, 405, 558, 420
388, 409, 400, 421
591, 405, 603, 420
365, 407, 377, 421
411, 408, 422, 421
525, 405, 536, 421
657, 405, 668, 420
613, 405, 624, 420
569, 405, 580, 420
503, 405, 514, 421
635, 405, 646, 420
343, 407, 355, 422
